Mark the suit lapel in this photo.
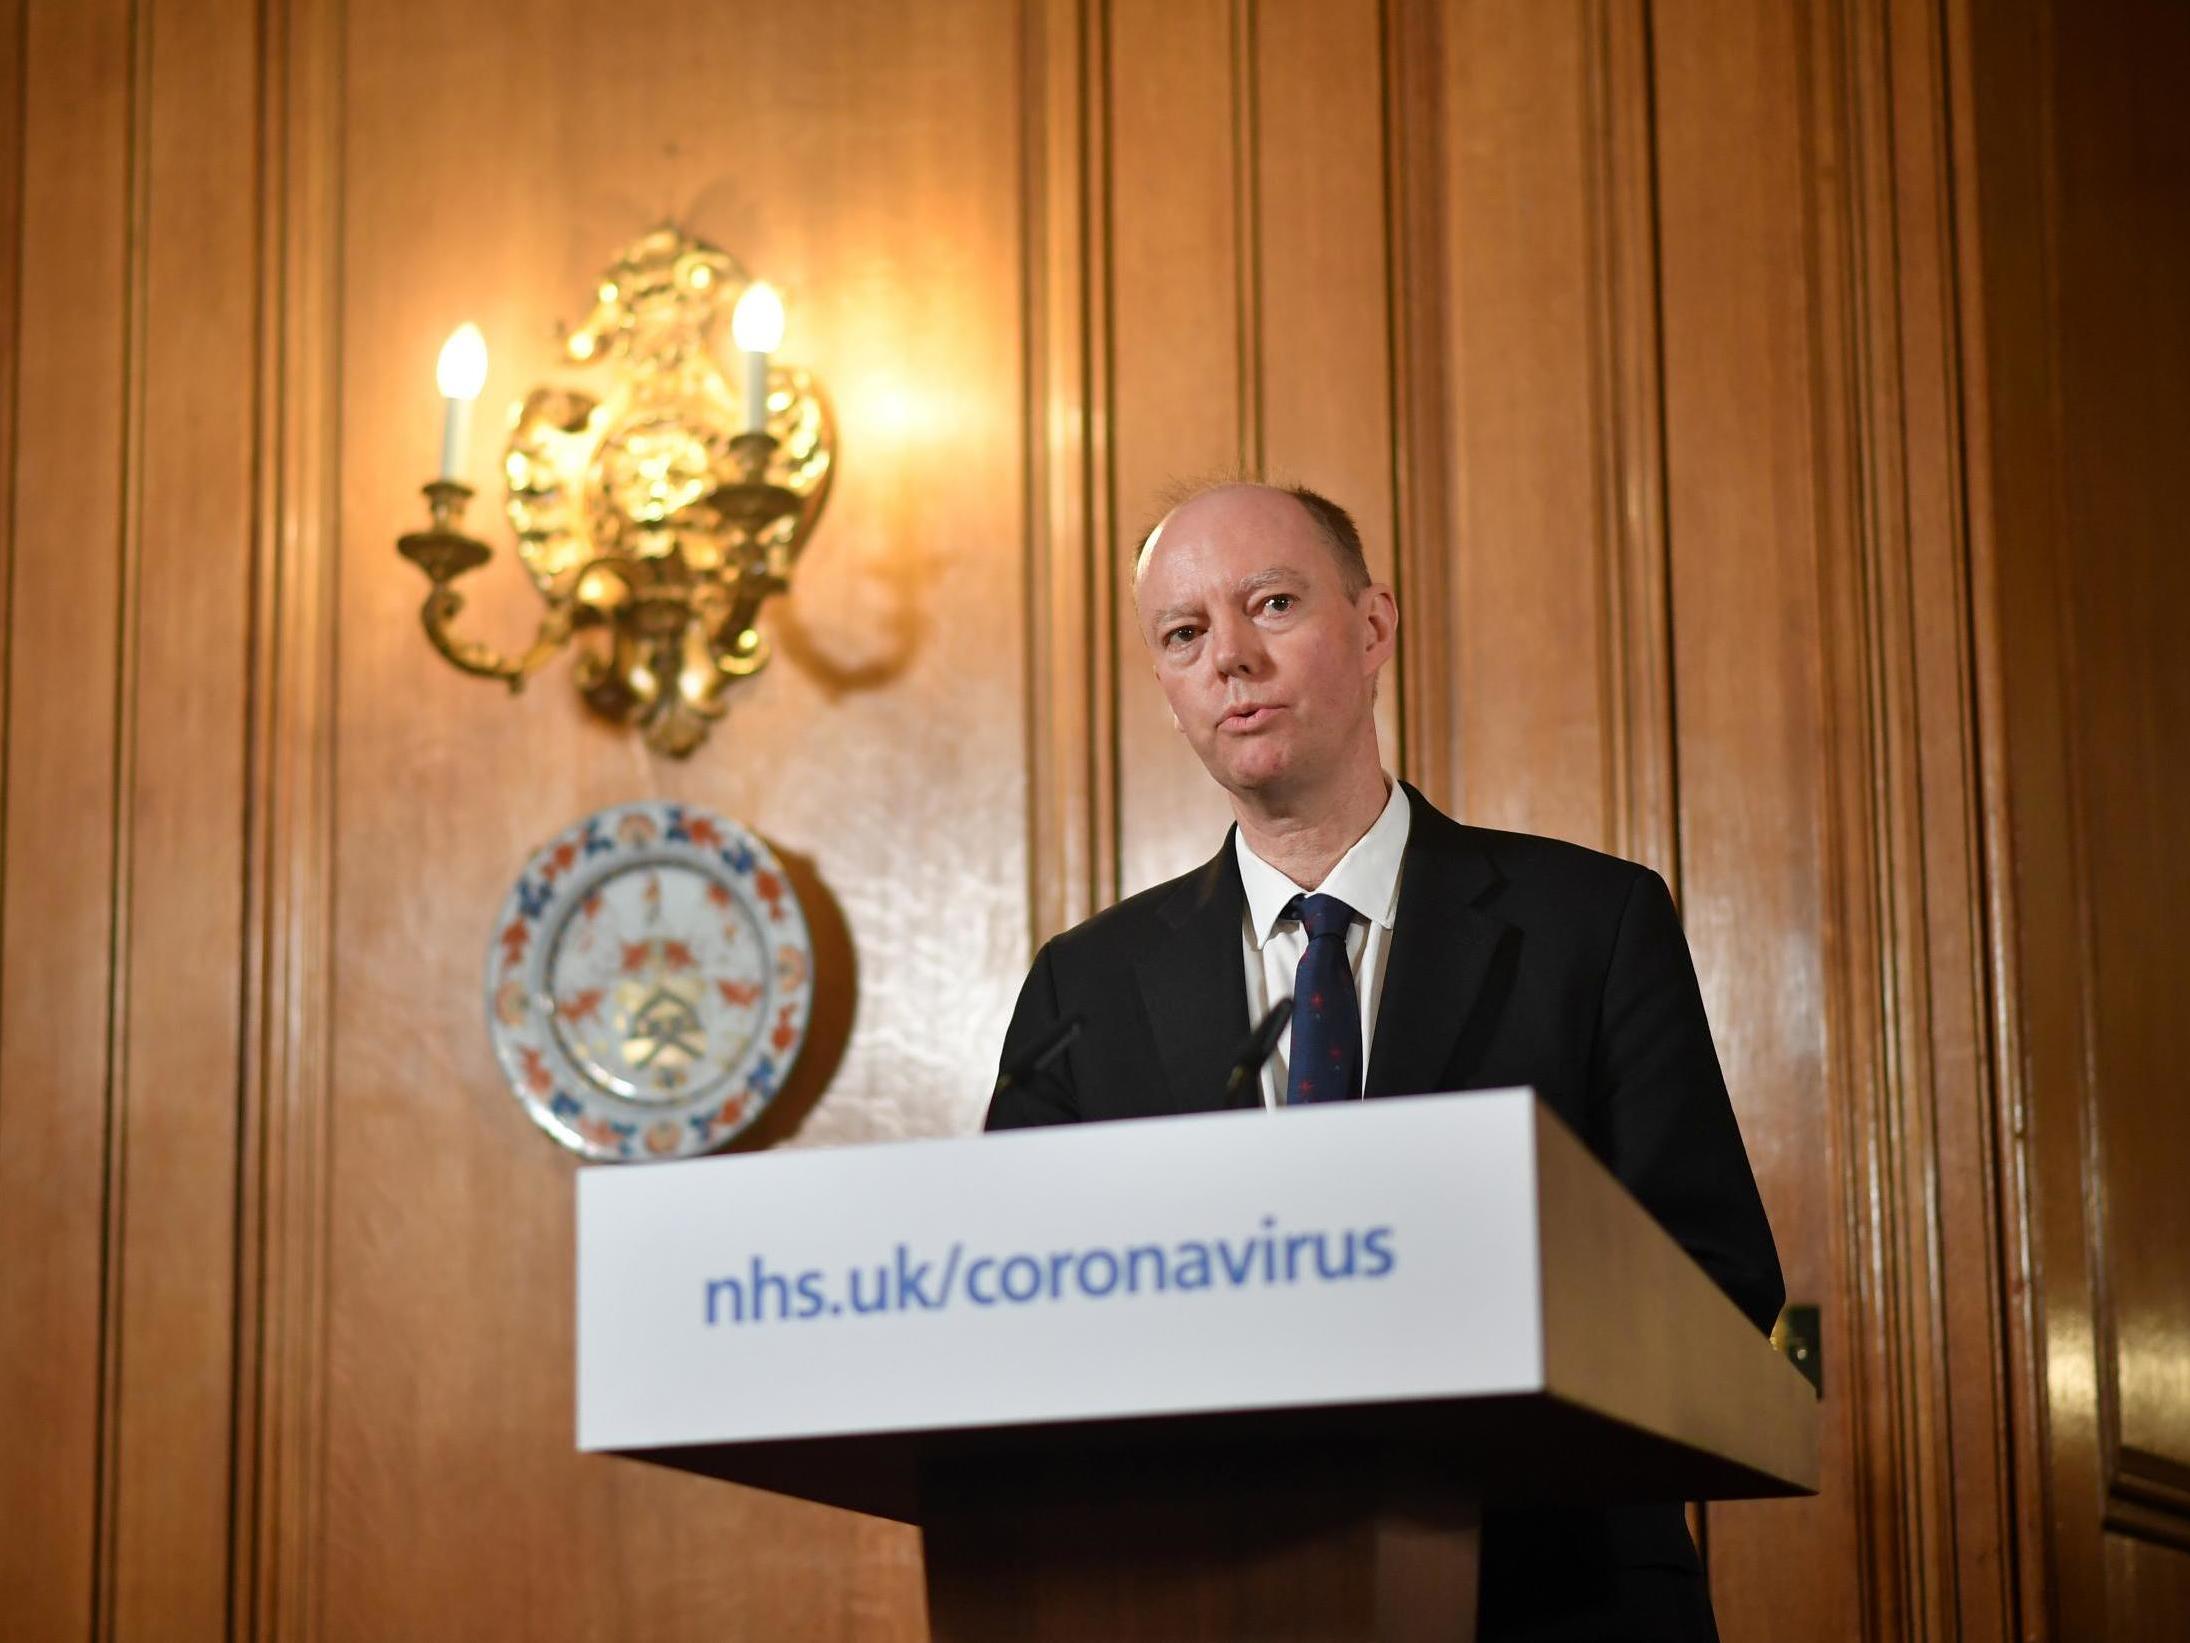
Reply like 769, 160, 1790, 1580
1364, 785, 1507, 1099
1135, 838, 1255, 1114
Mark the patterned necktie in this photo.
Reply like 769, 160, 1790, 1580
1283, 893, 1362, 1104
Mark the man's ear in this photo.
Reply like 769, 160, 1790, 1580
1360, 583, 1399, 668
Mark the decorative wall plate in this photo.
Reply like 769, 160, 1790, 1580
485, 802, 813, 1162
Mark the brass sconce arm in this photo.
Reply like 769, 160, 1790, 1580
416, 585, 580, 691
398, 480, 576, 692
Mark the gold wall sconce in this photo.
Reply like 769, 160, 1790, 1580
396, 227, 834, 756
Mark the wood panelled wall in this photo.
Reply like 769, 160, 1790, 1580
1, 2, 2184, 1641
1957, 2, 2190, 1638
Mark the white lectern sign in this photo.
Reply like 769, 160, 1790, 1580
578, 1089, 1557, 1453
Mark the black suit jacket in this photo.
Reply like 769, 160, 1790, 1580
985, 783, 1784, 1640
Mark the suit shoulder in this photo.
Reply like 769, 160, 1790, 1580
1441, 817, 1658, 908
1404, 784, 1652, 899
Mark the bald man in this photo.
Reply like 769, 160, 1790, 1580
988, 481, 1782, 1642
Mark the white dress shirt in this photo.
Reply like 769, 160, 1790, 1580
1234, 780, 1412, 1108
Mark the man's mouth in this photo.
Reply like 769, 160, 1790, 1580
1219, 703, 1282, 732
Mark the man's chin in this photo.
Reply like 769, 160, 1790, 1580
1206, 748, 1296, 801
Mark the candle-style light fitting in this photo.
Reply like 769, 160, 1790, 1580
393, 229, 834, 757
732, 280, 784, 434
436, 322, 488, 479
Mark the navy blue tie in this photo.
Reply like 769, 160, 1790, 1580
1283, 893, 1361, 1104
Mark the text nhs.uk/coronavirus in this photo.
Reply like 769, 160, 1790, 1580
701, 1220, 1398, 1325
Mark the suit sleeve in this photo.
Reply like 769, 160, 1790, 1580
983, 940, 1082, 1130
1590, 869, 1786, 1334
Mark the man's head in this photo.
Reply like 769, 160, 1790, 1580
1132, 481, 1396, 807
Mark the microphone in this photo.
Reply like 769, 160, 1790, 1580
1221, 997, 1293, 1105
991, 1013, 1083, 1099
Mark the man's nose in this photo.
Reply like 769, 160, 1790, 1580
1207, 611, 1264, 677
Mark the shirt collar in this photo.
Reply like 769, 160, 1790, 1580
1236, 779, 1412, 949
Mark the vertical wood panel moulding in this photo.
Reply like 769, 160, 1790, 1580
0, 10, 13, 1576
1106, 0, 1241, 892
232, 0, 343, 1636
108, 0, 265, 1629
1803, 0, 1910, 1633
1795, 0, 2023, 1634
92, 0, 155, 1633
1649, 2, 1857, 1635
1580, 0, 1679, 891
1254, 0, 1400, 763
0, 0, 133, 1629
1796, 3, 1918, 1636
1229, 0, 1263, 477
1938, 0, 2086, 1630
2031, 0, 2110, 1603
1023, 0, 1119, 942
0, 27, 14, 1533
1378, 0, 1453, 807
1575, 0, 1697, 1560
1878, 0, 2021, 1632
0, 38, 19, 1529
1922, 0, 2190, 1625
1438, 4, 1618, 849
0, 0, 21, 850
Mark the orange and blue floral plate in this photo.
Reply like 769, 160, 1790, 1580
485, 802, 813, 1162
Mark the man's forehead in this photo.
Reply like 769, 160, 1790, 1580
1137, 485, 1322, 583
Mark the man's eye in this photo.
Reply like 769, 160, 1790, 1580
1166, 626, 1200, 647
1263, 595, 1295, 615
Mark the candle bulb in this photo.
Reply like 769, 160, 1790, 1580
435, 323, 489, 482
731, 281, 784, 437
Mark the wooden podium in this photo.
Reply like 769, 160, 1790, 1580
576, 1090, 1816, 1641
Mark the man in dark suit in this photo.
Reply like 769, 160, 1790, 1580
987, 480, 1783, 1641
